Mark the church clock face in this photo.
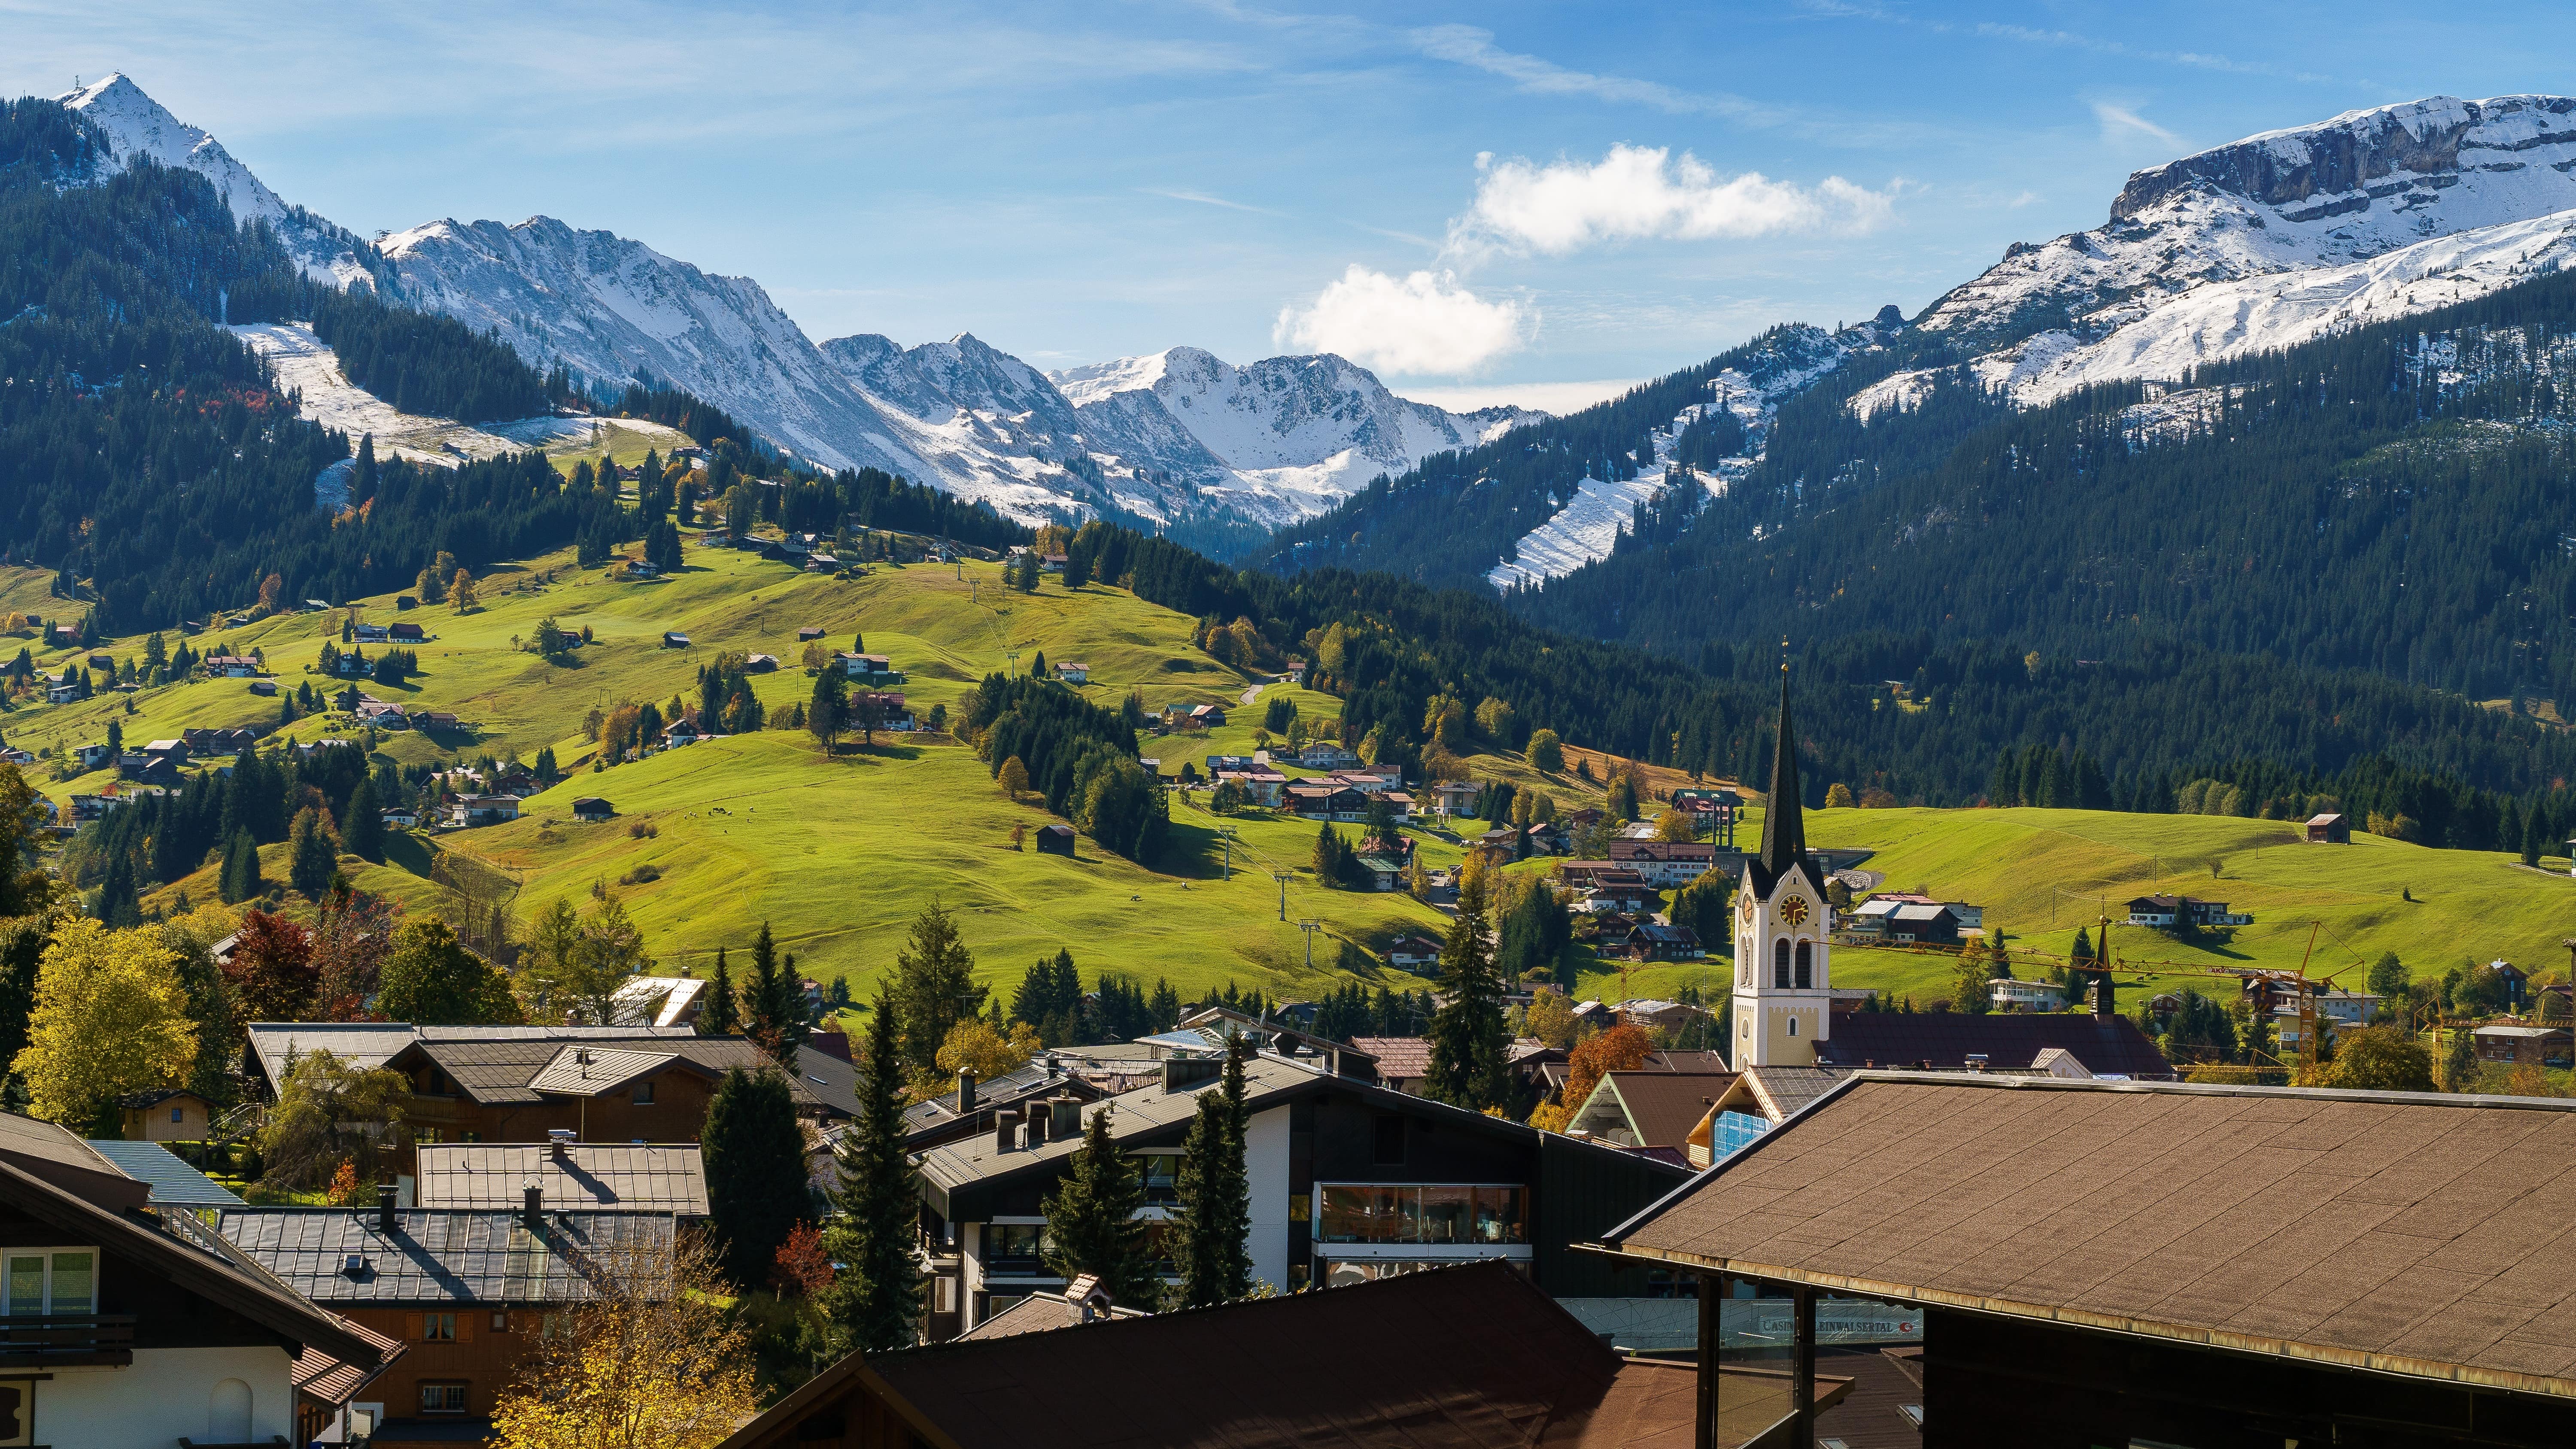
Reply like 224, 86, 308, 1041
1739, 892, 1757, 923
1778, 895, 1811, 926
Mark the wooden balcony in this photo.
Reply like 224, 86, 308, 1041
0, 1314, 138, 1367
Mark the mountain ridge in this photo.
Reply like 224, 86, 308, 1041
56, 73, 1535, 538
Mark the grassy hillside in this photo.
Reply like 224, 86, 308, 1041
1801, 806, 2576, 1010
2, 544, 1508, 1005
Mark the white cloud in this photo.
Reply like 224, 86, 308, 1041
2093, 102, 2180, 146
1456, 144, 1895, 257
1273, 265, 1528, 375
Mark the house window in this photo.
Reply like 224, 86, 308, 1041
982, 1224, 1052, 1273
1773, 939, 1790, 988
1794, 940, 1813, 989
423, 1312, 456, 1342
3, 1249, 95, 1315
170, 1106, 185, 1124
416, 1128, 444, 1145
1315, 1185, 1523, 1244
419, 1383, 468, 1414
491, 1311, 509, 1332
1372, 1115, 1406, 1166
1787, 1015, 1799, 1037
633, 1079, 655, 1106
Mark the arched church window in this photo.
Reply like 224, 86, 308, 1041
1787, 1015, 1798, 1037
1773, 938, 1790, 988
1794, 940, 1813, 990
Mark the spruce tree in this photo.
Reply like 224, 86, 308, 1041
343, 779, 384, 864
890, 901, 982, 1075
219, 829, 261, 905
1424, 877, 1508, 1110
1042, 1104, 1158, 1308
287, 806, 337, 900
96, 851, 142, 929
741, 923, 802, 1063
701, 1067, 811, 1288
822, 992, 923, 1352
696, 946, 743, 1036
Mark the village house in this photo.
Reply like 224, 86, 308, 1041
222, 1192, 674, 1441
910, 1052, 1688, 1338
1989, 977, 2063, 1011
0, 1113, 398, 1447
116, 1088, 218, 1143
1034, 823, 1077, 856
442, 794, 522, 829
74, 742, 114, 771
2124, 893, 2253, 927
1385, 935, 1443, 974
355, 623, 391, 643
1603, 838, 1716, 886
413, 1142, 710, 1217
2473, 1023, 2572, 1067
1213, 769, 1285, 806
1564, 1069, 1752, 1162
1052, 660, 1089, 684
206, 655, 260, 677
1295, 740, 1358, 769
181, 726, 258, 755
607, 975, 711, 1030
1602, 1072, 2576, 1448
1429, 779, 1481, 817
718, 1262, 1748, 1449
838, 652, 904, 685
1848, 896, 1964, 945
389, 621, 426, 642
571, 797, 614, 822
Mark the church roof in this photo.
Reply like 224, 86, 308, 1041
1746, 668, 1810, 898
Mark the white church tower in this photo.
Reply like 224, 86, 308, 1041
1732, 666, 1836, 1067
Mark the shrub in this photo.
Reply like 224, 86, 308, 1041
627, 819, 658, 839
620, 864, 663, 886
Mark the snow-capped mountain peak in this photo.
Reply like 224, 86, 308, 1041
1859, 93, 2576, 416
48, 73, 1543, 538
62, 73, 371, 288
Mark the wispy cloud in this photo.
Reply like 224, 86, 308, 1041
2093, 102, 2180, 147
1140, 187, 1282, 216
1408, 24, 1777, 124
1977, 21, 2327, 82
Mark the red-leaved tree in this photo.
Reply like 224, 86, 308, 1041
225, 909, 320, 1023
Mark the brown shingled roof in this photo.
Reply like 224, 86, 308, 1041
717, 1261, 1740, 1449
1349, 1036, 1431, 1081
1609, 1074, 2576, 1396
1590, 1071, 1741, 1150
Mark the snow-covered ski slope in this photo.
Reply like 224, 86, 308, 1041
229, 323, 689, 501
1487, 322, 1876, 587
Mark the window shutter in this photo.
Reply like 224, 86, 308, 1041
458, 1311, 475, 1343
407, 1312, 423, 1340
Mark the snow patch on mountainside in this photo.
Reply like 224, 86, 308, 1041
1486, 422, 1688, 590
63, 75, 371, 288
230, 322, 689, 502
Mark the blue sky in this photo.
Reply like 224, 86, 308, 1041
9, 0, 2576, 407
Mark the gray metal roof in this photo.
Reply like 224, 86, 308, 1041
85, 1139, 244, 1206
407, 1035, 779, 1107
791, 1044, 862, 1120
416, 1145, 708, 1215
904, 1060, 1081, 1133
525, 1047, 678, 1098
218, 1207, 677, 1305
247, 1023, 698, 1094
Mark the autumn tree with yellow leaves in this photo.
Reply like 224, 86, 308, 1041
491, 1228, 759, 1449
12, 919, 195, 1133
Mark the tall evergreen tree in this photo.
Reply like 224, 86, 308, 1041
1169, 1034, 1253, 1304
94, 851, 141, 929
822, 992, 923, 1352
1041, 1104, 1157, 1307
1423, 878, 1508, 1110
696, 947, 742, 1036
701, 1066, 811, 1288
343, 778, 384, 864
287, 806, 336, 899
740, 924, 805, 1063
218, 829, 262, 905
890, 900, 982, 1076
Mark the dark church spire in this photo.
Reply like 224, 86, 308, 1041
1759, 654, 1805, 881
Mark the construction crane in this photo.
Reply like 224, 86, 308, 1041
2202, 922, 2356, 1084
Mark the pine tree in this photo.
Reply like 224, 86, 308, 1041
95, 851, 141, 928
1424, 878, 1508, 1110
696, 947, 743, 1036
343, 779, 384, 864
741, 923, 801, 1063
890, 901, 982, 1075
701, 1067, 810, 1288
1042, 1104, 1157, 1308
218, 829, 262, 905
287, 806, 337, 900
821, 992, 923, 1352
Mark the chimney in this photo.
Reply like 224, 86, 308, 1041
376, 1184, 398, 1236
956, 1069, 978, 1115
1161, 1057, 1223, 1094
995, 1108, 1022, 1153
1050, 1097, 1080, 1141
522, 1181, 542, 1231
1026, 1103, 1049, 1148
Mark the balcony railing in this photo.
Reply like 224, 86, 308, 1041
0, 1315, 137, 1366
